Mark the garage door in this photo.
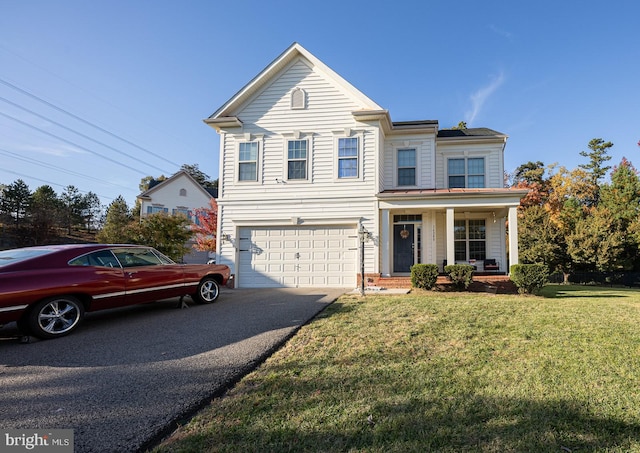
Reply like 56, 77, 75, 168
237, 225, 357, 288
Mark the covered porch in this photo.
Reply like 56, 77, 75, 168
376, 188, 528, 277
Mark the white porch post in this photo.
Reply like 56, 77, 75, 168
508, 206, 519, 272
446, 208, 455, 267
381, 209, 391, 277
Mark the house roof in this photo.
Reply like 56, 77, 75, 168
205, 42, 383, 127
437, 127, 506, 138
137, 170, 214, 200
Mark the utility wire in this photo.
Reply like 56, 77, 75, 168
0, 110, 150, 175
0, 167, 118, 201
0, 96, 171, 174
0, 77, 181, 168
0, 147, 133, 191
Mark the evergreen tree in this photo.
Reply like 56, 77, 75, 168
97, 196, 133, 243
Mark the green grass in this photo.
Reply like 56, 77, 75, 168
154, 285, 640, 452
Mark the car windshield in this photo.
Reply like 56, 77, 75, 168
0, 248, 54, 266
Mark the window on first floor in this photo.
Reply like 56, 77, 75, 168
448, 157, 485, 188
147, 206, 168, 214
287, 139, 308, 180
238, 142, 258, 181
397, 148, 416, 186
454, 219, 486, 261
338, 137, 358, 178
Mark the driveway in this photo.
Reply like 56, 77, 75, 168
0, 287, 346, 452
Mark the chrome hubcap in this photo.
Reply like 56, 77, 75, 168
39, 300, 80, 334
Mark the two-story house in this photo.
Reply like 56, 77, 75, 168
205, 43, 527, 288
137, 170, 215, 263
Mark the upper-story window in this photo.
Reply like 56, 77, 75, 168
397, 148, 416, 186
172, 207, 192, 221
179, 188, 187, 196
238, 142, 259, 181
287, 139, 308, 180
338, 137, 358, 178
448, 157, 485, 188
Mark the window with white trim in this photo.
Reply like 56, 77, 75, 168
287, 139, 308, 180
338, 137, 358, 178
448, 157, 485, 188
291, 87, 306, 109
454, 219, 486, 261
397, 148, 416, 186
238, 142, 258, 181
147, 206, 168, 214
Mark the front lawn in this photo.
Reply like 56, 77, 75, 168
155, 285, 640, 452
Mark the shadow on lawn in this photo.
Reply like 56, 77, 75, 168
542, 285, 634, 299
169, 393, 640, 452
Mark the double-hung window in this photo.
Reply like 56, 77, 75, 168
338, 137, 358, 178
454, 219, 486, 261
287, 139, 308, 180
448, 157, 485, 188
147, 206, 168, 215
397, 148, 416, 186
238, 142, 258, 181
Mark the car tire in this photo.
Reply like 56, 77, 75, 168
26, 296, 84, 339
192, 277, 220, 304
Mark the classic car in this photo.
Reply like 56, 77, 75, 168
0, 244, 231, 339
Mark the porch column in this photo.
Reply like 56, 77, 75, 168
380, 209, 391, 277
446, 208, 455, 267
508, 206, 519, 271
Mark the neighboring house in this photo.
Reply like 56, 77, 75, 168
204, 43, 528, 288
137, 170, 215, 263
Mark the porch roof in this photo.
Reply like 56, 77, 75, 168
378, 188, 529, 199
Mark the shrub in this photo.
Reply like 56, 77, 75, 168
510, 264, 549, 294
411, 264, 439, 289
445, 264, 474, 290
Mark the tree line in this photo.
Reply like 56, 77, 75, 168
0, 181, 102, 248
513, 138, 640, 280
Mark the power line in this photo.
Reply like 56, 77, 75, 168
0, 76, 182, 169
0, 147, 133, 191
0, 168, 119, 202
0, 110, 151, 175
0, 95, 172, 175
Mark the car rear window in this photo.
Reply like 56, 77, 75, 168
0, 248, 54, 266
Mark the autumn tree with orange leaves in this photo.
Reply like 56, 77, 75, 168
191, 198, 218, 253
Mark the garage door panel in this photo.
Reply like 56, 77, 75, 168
238, 225, 357, 288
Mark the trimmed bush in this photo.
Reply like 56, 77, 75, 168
510, 264, 549, 294
410, 264, 439, 289
445, 264, 474, 290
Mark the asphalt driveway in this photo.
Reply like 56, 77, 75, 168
0, 287, 346, 452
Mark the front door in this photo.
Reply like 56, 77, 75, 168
393, 224, 415, 273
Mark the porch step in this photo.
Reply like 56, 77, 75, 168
369, 274, 517, 293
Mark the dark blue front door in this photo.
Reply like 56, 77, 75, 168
393, 224, 414, 273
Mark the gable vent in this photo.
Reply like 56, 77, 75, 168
291, 87, 306, 110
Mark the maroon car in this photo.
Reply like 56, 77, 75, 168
0, 244, 231, 339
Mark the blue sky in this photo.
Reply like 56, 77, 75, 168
1, 0, 638, 207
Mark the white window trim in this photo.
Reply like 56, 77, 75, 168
291, 87, 306, 110
333, 131, 363, 181
446, 154, 487, 189
393, 145, 419, 188
236, 137, 262, 184
282, 133, 313, 183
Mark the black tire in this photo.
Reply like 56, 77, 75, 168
192, 277, 220, 304
27, 296, 84, 339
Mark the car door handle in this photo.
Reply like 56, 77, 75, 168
126, 272, 137, 278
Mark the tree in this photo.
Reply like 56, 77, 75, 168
566, 207, 625, 272
579, 138, 613, 206
191, 198, 218, 252
60, 185, 86, 235
82, 192, 103, 233
97, 196, 133, 243
1, 179, 31, 228
181, 163, 217, 190
511, 161, 549, 208
452, 121, 467, 130
129, 212, 192, 261
31, 185, 62, 244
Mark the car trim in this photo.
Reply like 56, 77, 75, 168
90, 283, 199, 301
0, 304, 28, 313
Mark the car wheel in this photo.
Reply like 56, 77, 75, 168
192, 277, 220, 304
27, 296, 84, 339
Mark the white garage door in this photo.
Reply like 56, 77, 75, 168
237, 225, 357, 288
